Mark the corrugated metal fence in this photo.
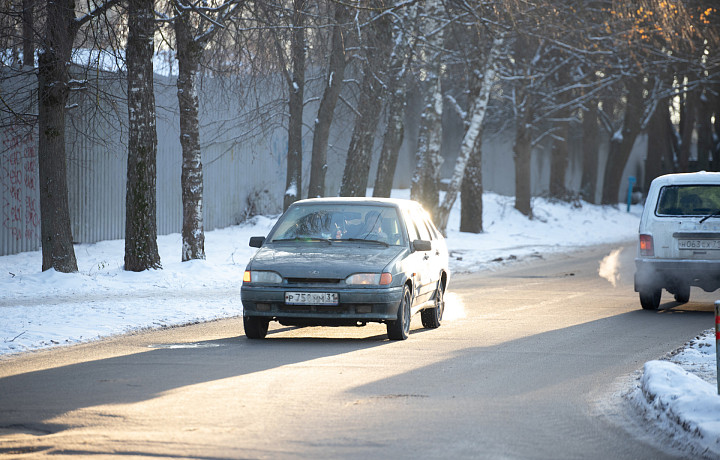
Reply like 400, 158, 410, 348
0, 72, 318, 256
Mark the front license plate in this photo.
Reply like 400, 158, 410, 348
678, 239, 720, 250
285, 292, 339, 305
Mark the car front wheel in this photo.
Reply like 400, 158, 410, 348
639, 288, 661, 310
244, 316, 270, 339
387, 285, 411, 340
421, 281, 444, 329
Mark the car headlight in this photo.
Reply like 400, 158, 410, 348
244, 270, 283, 284
345, 273, 392, 285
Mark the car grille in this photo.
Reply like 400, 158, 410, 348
280, 304, 348, 313
285, 278, 342, 285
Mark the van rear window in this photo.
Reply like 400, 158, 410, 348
655, 185, 720, 216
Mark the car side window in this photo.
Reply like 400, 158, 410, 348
403, 209, 420, 241
414, 214, 432, 241
424, 217, 440, 240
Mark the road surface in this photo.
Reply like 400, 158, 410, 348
0, 243, 715, 459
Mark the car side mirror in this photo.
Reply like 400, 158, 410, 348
413, 239, 432, 252
249, 236, 266, 248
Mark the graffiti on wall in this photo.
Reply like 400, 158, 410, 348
1, 124, 39, 244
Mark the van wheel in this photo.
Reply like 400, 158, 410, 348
639, 288, 661, 310
674, 284, 690, 304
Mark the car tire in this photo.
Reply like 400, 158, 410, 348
244, 316, 269, 339
387, 285, 411, 340
674, 284, 690, 304
421, 282, 444, 329
639, 288, 661, 310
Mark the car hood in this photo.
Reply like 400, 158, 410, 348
248, 243, 406, 279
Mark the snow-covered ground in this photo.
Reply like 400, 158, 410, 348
1, 190, 718, 455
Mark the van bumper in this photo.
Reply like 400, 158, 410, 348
635, 258, 720, 292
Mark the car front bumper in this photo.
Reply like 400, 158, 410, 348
241, 284, 404, 325
635, 258, 720, 292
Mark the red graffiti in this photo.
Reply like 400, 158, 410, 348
8, 169, 21, 186
24, 174, 35, 190
2, 125, 39, 246
25, 197, 39, 227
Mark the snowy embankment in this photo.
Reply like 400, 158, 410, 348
0, 190, 718, 454
629, 332, 720, 459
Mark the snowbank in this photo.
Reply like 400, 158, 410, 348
630, 332, 720, 458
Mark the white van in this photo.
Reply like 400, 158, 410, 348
635, 172, 720, 309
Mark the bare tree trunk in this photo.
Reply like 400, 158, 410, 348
601, 78, 644, 205
514, 108, 533, 217
580, 100, 599, 203
435, 36, 501, 234
549, 112, 569, 200
308, 4, 348, 198
22, 0, 34, 67
36, 0, 77, 272
372, 77, 406, 198
284, 0, 306, 210
712, 83, 720, 172
339, 5, 391, 197
175, 13, 205, 261
459, 133, 483, 233
372, 6, 416, 198
696, 85, 713, 172
677, 77, 698, 173
644, 98, 674, 192
125, 0, 161, 271
410, 0, 445, 217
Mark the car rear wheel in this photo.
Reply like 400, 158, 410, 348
244, 316, 270, 339
639, 288, 661, 310
674, 284, 690, 304
421, 281, 444, 329
387, 285, 411, 340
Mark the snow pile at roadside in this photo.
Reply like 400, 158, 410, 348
630, 331, 720, 458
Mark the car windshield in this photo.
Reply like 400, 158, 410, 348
656, 185, 720, 217
268, 204, 406, 246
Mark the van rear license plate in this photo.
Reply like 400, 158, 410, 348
678, 239, 720, 250
285, 292, 339, 305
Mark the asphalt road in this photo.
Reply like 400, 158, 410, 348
0, 242, 715, 459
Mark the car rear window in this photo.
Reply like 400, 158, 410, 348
655, 185, 720, 216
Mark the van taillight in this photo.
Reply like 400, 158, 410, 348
639, 234, 654, 256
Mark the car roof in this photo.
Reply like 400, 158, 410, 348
651, 172, 720, 187
291, 197, 425, 210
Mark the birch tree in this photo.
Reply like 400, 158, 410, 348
410, 0, 445, 216
171, 0, 241, 262
435, 35, 502, 235
308, 3, 349, 198
372, 4, 417, 198
125, 0, 161, 271
339, 3, 392, 197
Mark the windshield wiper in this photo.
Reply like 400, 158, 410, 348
273, 237, 332, 244
346, 238, 389, 247
700, 209, 720, 223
